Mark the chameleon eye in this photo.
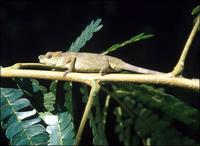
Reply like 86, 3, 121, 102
47, 54, 52, 59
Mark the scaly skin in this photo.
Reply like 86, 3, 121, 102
38, 51, 162, 75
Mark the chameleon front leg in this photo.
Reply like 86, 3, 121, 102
63, 57, 76, 76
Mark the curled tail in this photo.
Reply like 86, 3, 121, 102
123, 63, 163, 74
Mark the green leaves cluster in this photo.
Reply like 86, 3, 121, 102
1, 88, 49, 145
67, 18, 153, 54
112, 83, 199, 145
0, 78, 75, 145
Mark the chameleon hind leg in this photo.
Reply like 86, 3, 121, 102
99, 57, 112, 75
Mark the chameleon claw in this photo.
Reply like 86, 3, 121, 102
63, 70, 70, 76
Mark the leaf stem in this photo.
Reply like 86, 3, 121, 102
101, 87, 135, 119
102, 95, 111, 125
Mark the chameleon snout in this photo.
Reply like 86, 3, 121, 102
38, 55, 45, 63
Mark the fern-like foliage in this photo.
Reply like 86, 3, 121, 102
114, 106, 136, 145
44, 112, 75, 145
15, 78, 57, 113
68, 18, 103, 52
136, 106, 196, 145
112, 83, 199, 145
0, 88, 49, 145
113, 83, 199, 129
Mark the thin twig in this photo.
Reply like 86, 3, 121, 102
171, 16, 200, 76
74, 81, 100, 146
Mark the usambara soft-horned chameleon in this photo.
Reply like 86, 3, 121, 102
38, 51, 163, 75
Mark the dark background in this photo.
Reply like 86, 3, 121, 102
1, 1, 199, 77
0, 1, 199, 145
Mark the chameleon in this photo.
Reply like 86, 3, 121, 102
38, 51, 163, 75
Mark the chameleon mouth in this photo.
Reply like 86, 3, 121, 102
38, 55, 44, 60
38, 59, 46, 64
40, 60, 56, 66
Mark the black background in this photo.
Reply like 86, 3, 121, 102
1, 1, 199, 146
1, 1, 199, 77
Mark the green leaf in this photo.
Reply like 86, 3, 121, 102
10, 124, 46, 145
2, 111, 40, 130
43, 92, 55, 112
6, 121, 43, 139
15, 132, 49, 145
191, 5, 200, 16
1, 98, 30, 121
64, 82, 73, 116
68, 18, 103, 52
43, 80, 58, 112
102, 33, 154, 55
13, 98, 30, 110
50, 80, 58, 95
16, 109, 37, 120
191, 5, 200, 30
0, 88, 23, 107
88, 111, 108, 145
45, 112, 75, 145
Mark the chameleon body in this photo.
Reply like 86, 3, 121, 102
38, 51, 162, 75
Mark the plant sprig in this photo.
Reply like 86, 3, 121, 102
68, 18, 103, 52
102, 33, 154, 55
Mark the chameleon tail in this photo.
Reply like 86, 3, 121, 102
123, 62, 163, 74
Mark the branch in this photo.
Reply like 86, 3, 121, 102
74, 81, 100, 146
1, 68, 199, 91
171, 15, 200, 76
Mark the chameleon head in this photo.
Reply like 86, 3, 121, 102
38, 51, 64, 66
